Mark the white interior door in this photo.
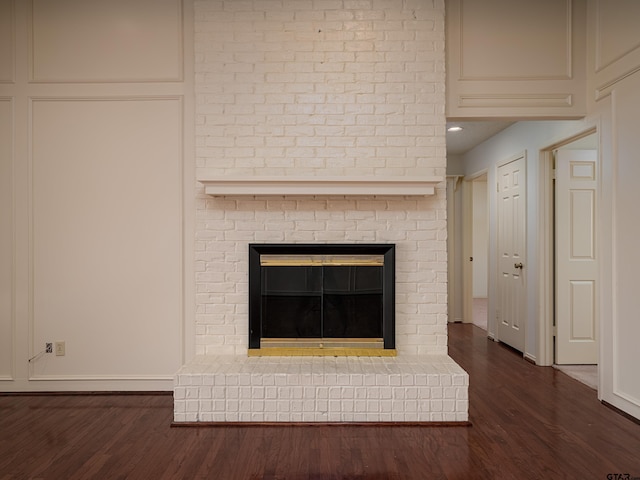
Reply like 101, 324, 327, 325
497, 155, 526, 352
555, 149, 598, 364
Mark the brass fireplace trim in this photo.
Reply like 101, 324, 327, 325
249, 338, 397, 357
260, 254, 384, 267
248, 348, 397, 357
249, 244, 396, 352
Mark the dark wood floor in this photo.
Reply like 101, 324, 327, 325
2, 324, 640, 479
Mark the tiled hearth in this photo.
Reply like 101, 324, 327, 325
174, 355, 468, 423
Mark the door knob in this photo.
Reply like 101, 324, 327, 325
514, 262, 523, 269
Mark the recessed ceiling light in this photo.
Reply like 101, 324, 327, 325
447, 126, 463, 132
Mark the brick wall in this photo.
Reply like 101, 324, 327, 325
194, 0, 448, 355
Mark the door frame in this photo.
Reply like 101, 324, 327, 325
537, 127, 598, 367
447, 175, 464, 324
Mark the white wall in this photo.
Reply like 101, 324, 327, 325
0, 0, 193, 391
453, 0, 640, 421
585, 0, 640, 419
596, 72, 640, 420
446, 154, 465, 176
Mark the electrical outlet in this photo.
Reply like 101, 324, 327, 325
45, 343, 52, 353
55, 341, 65, 356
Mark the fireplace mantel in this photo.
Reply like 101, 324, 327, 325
198, 175, 443, 196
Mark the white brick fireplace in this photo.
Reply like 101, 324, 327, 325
173, 0, 469, 423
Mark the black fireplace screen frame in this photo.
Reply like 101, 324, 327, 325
248, 243, 395, 350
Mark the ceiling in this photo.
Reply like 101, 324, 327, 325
446, 121, 515, 155
445, 121, 598, 155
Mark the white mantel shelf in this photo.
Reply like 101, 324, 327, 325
198, 176, 444, 196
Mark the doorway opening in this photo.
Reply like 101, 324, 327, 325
540, 130, 599, 390
471, 174, 489, 331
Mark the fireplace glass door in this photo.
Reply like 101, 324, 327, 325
261, 264, 383, 340
249, 244, 395, 353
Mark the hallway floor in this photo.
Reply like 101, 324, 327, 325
471, 297, 599, 391
554, 364, 598, 390
472, 297, 487, 330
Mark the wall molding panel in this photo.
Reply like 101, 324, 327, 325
0, 0, 192, 392
29, 0, 183, 83
607, 79, 640, 418
0, 0, 15, 84
0, 97, 14, 380
458, 0, 573, 81
593, 0, 640, 72
590, 0, 640, 103
28, 96, 184, 380
594, 65, 640, 101
447, 0, 587, 118
612, 383, 640, 412
457, 94, 573, 109
589, 8, 640, 417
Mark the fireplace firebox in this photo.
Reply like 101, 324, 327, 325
249, 244, 395, 355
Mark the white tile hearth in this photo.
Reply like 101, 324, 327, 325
173, 355, 469, 423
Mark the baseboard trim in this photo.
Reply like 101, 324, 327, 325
0, 391, 172, 396
601, 400, 640, 425
171, 420, 472, 428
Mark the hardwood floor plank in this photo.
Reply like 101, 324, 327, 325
1, 324, 640, 479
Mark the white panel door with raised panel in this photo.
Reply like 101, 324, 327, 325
555, 150, 598, 364
497, 155, 526, 352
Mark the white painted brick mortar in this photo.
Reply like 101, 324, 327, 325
194, 0, 448, 356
